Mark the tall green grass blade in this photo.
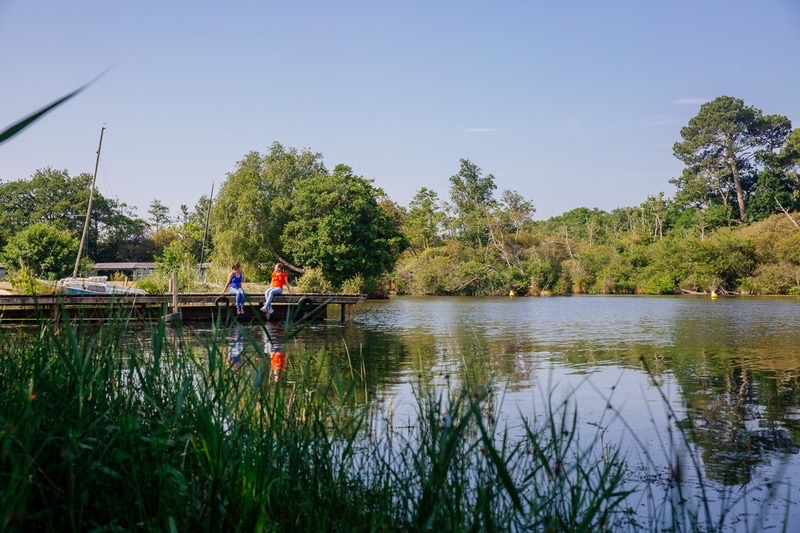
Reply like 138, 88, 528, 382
472, 400, 524, 514
0, 70, 108, 144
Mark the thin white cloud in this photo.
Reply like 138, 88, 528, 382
673, 97, 708, 105
464, 127, 499, 133
643, 115, 678, 126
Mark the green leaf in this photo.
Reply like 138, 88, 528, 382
0, 70, 108, 144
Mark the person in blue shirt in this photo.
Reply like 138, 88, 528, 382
223, 262, 246, 315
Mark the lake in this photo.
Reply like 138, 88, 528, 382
202, 295, 800, 530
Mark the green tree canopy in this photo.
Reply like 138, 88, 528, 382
404, 187, 446, 252
672, 96, 792, 221
748, 127, 800, 220
447, 158, 497, 246
540, 207, 617, 248
487, 189, 536, 274
211, 142, 326, 278
0, 167, 146, 261
93, 204, 153, 262
147, 199, 171, 233
282, 164, 407, 288
174, 195, 213, 264
1, 222, 78, 279
0, 167, 91, 245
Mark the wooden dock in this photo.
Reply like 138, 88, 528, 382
0, 292, 366, 325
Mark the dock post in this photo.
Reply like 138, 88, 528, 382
340, 303, 355, 324
163, 272, 181, 324
171, 272, 179, 314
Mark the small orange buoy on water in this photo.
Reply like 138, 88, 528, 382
711, 291, 718, 299
509, 290, 516, 297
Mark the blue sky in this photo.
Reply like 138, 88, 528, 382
2, 1, 799, 220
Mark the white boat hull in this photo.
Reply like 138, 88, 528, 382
59, 276, 146, 295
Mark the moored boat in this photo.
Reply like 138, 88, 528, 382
59, 276, 146, 295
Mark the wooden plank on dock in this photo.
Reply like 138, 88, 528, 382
0, 293, 365, 306
0, 293, 366, 324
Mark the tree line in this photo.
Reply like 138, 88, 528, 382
1, 95, 798, 295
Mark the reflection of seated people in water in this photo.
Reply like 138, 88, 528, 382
228, 325, 245, 371
265, 324, 287, 383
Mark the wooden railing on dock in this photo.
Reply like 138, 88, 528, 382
0, 292, 366, 325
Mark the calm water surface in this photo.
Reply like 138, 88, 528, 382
204, 295, 800, 529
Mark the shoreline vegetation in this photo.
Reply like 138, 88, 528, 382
1, 209, 799, 299
1, 315, 791, 531
1, 97, 799, 299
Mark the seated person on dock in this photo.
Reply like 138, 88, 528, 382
261, 263, 291, 315
223, 262, 246, 315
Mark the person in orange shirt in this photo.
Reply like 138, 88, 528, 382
261, 263, 291, 315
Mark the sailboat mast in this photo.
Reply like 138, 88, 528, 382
199, 181, 214, 278
72, 125, 105, 278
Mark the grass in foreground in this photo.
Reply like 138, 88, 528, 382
0, 311, 791, 531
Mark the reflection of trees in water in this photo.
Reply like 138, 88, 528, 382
503, 324, 800, 487
290, 327, 401, 384
659, 309, 800, 485
188, 303, 800, 488
281, 323, 541, 396
671, 359, 800, 485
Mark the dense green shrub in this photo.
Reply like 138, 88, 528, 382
743, 262, 800, 294
294, 266, 334, 293
551, 261, 574, 296
527, 257, 563, 296
635, 237, 690, 294
638, 270, 677, 295
1, 222, 78, 280
135, 266, 199, 294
